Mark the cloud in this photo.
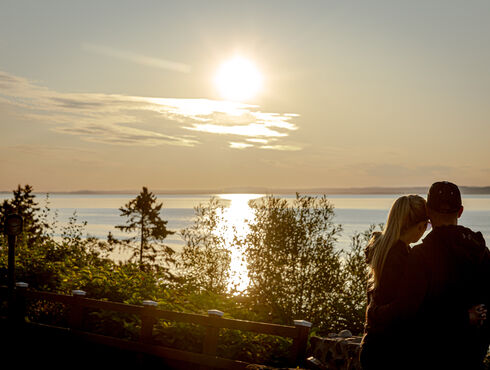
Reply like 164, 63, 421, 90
0, 70, 301, 149
82, 43, 191, 73
259, 144, 302, 151
4, 144, 94, 157
229, 142, 254, 149
247, 138, 269, 144
0, 144, 111, 167
185, 123, 288, 137
53, 123, 197, 147
228, 141, 303, 152
0, 72, 25, 88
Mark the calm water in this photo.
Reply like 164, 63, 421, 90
1, 193, 489, 256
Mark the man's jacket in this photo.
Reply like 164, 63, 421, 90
368, 225, 489, 368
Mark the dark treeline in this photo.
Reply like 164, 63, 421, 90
0, 184, 377, 366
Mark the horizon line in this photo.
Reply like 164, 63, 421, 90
2, 185, 490, 195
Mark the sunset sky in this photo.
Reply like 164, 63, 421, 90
1, 1, 490, 192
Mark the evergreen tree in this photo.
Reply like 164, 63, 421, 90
0, 184, 47, 244
114, 187, 175, 270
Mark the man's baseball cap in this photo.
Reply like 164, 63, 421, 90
427, 181, 462, 214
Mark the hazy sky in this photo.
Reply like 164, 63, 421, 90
1, 0, 489, 191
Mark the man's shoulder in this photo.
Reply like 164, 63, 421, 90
458, 226, 486, 247
415, 225, 488, 263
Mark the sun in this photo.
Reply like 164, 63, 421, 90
214, 56, 263, 102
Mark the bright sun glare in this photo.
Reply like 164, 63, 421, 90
214, 56, 263, 102
216, 194, 263, 293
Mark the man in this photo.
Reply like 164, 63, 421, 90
368, 181, 489, 369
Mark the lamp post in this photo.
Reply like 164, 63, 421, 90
4, 214, 23, 320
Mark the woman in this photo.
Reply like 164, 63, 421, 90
360, 194, 429, 369
359, 196, 487, 369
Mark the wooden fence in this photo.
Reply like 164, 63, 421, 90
0, 283, 311, 369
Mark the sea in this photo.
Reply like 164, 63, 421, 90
1, 193, 489, 260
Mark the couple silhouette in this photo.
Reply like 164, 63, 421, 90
360, 181, 489, 369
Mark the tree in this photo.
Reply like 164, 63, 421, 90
179, 197, 231, 294
114, 187, 175, 270
328, 224, 381, 335
241, 194, 344, 328
0, 184, 47, 245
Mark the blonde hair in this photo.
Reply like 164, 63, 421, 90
367, 195, 428, 289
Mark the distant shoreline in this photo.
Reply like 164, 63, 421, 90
2, 186, 490, 195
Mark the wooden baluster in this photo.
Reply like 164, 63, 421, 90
140, 300, 158, 344
291, 319, 312, 367
139, 300, 158, 366
70, 289, 86, 331
14, 282, 28, 326
201, 309, 223, 370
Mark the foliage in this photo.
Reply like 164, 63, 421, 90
327, 224, 382, 335
150, 289, 294, 367
179, 197, 231, 294
0, 188, 166, 304
0, 184, 47, 244
240, 193, 344, 329
113, 186, 175, 270
216, 329, 292, 366
0, 185, 379, 367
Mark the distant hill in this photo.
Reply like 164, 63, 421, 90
270, 186, 490, 195
2, 186, 489, 195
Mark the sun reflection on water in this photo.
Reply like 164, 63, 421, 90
216, 194, 263, 293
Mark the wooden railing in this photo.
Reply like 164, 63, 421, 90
0, 283, 311, 369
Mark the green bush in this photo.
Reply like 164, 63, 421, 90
179, 197, 231, 294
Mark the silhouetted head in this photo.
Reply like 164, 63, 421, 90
366, 195, 428, 289
427, 181, 463, 227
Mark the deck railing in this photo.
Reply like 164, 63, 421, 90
1, 284, 311, 369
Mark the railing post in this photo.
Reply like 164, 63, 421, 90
203, 309, 223, 356
140, 300, 158, 344
291, 319, 312, 367
14, 282, 28, 326
69, 289, 86, 331
200, 309, 223, 370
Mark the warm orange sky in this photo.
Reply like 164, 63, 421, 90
1, 1, 489, 191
